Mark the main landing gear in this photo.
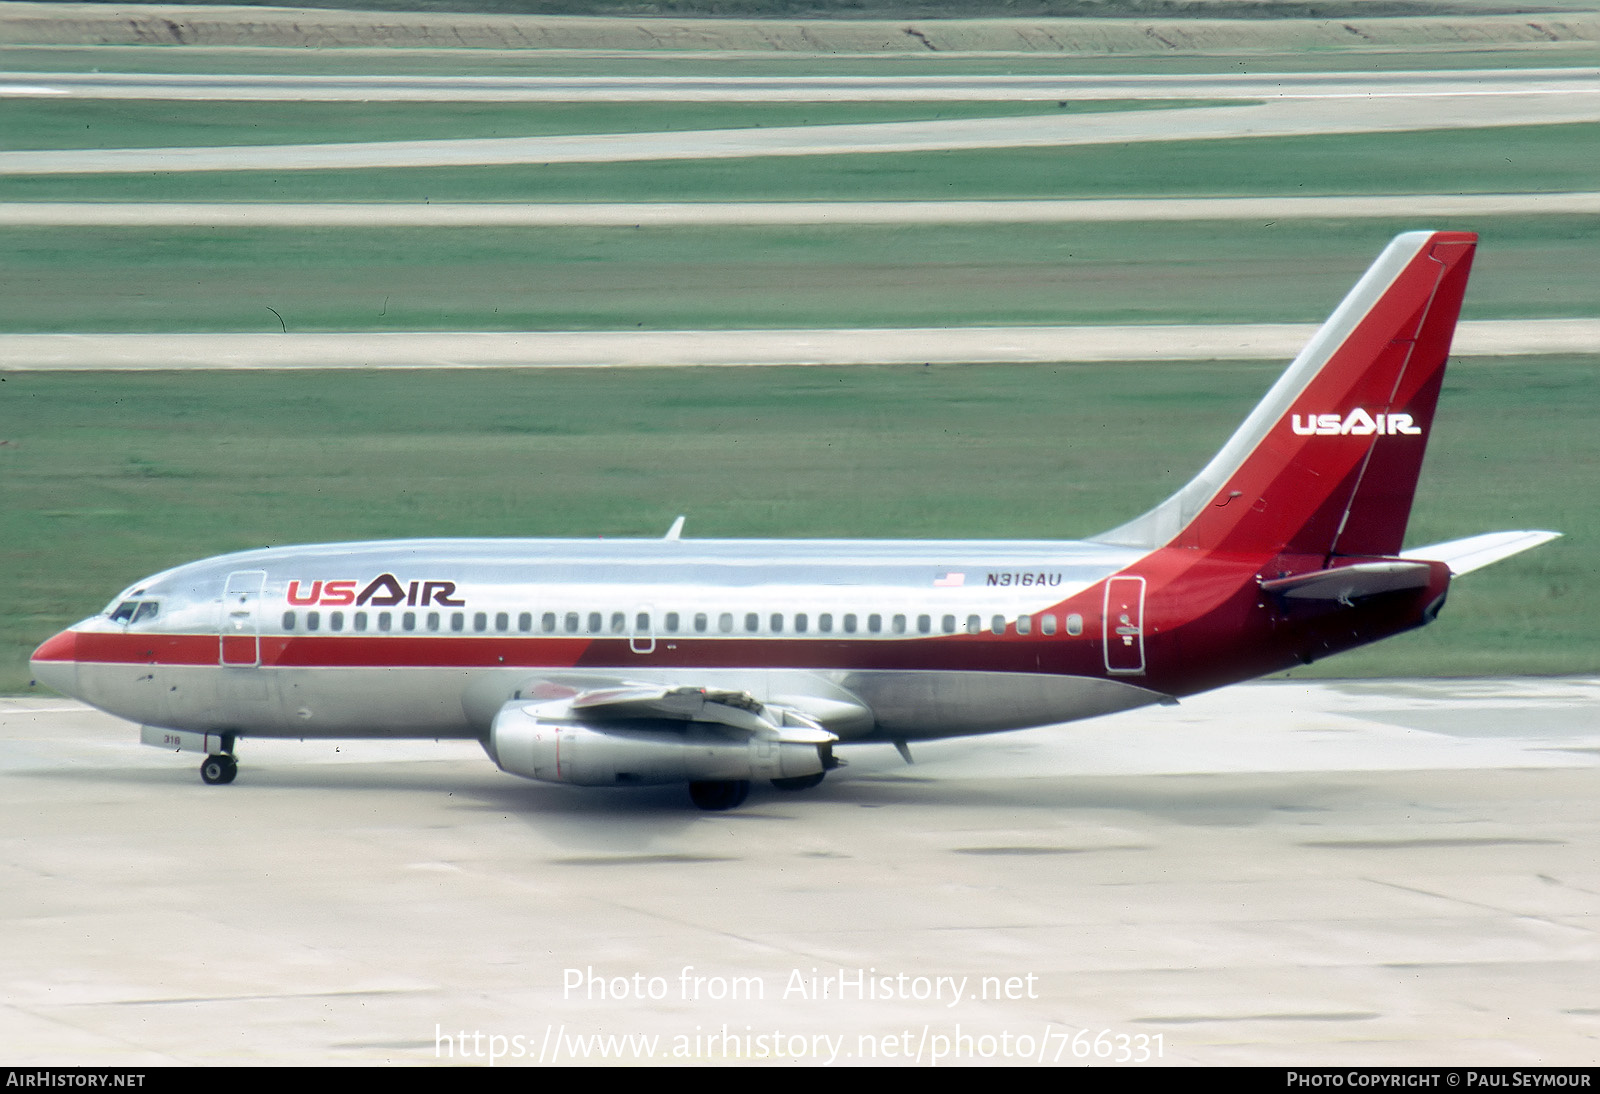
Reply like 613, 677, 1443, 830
688, 779, 750, 811
687, 771, 830, 809
199, 754, 238, 785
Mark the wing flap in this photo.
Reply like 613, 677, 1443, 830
552, 683, 845, 743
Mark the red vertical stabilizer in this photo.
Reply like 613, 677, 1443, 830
1097, 231, 1477, 563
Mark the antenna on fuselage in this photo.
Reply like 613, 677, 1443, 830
664, 515, 686, 541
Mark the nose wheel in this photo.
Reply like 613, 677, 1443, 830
200, 754, 238, 785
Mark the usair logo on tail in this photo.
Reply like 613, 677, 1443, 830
1290, 409, 1422, 437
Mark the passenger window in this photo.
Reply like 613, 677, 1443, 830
354, 612, 368, 632
378, 612, 392, 632
496, 612, 510, 632
966, 615, 981, 635
819, 613, 834, 633
991, 615, 1006, 635
565, 612, 580, 634
543, 612, 558, 633
518, 612, 532, 632
307, 611, 320, 632
917, 614, 931, 634
892, 615, 906, 634
665, 612, 680, 633
636, 612, 650, 633
451, 612, 465, 632
1016, 615, 1031, 635
770, 613, 784, 633
745, 613, 759, 633
694, 613, 708, 633
282, 611, 295, 631
403, 611, 416, 632
1066, 613, 1084, 636
942, 614, 956, 634
794, 613, 808, 633
843, 614, 857, 633
474, 612, 488, 633
868, 614, 883, 634
610, 612, 626, 634
330, 611, 344, 632
427, 612, 439, 632
1040, 614, 1057, 636
718, 612, 734, 634
587, 612, 602, 633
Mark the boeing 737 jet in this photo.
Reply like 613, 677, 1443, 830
31, 231, 1557, 809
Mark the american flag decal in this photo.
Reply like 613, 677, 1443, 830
933, 572, 965, 587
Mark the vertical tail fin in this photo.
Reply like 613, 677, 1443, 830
1096, 231, 1477, 560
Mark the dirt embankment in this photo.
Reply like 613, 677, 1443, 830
3, 1, 1598, 52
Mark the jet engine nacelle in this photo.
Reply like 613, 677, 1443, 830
488, 701, 830, 787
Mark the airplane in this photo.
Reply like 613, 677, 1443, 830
29, 230, 1558, 810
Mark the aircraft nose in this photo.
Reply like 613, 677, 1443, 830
30, 628, 80, 697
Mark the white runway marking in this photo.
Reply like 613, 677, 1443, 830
2, 320, 1593, 371
4, 192, 1598, 226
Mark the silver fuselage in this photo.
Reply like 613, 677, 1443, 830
36, 536, 1178, 744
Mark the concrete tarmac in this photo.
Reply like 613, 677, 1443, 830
3, 679, 1597, 1065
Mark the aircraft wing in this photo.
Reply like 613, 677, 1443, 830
505, 676, 867, 742
1401, 530, 1562, 576
488, 678, 860, 790
568, 683, 839, 742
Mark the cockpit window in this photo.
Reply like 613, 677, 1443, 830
110, 600, 160, 624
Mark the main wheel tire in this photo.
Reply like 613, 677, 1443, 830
200, 755, 238, 785
688, 779, 750, 811
770, 772, 825, 791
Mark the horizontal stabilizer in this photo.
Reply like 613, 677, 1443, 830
1260, 560, 1435, 604
1401, 530, 1561, 576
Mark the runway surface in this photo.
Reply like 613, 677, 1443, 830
6, 193, 1599, 227
4, 679, 1597, 1065
2, 320, 1593, 371
3, 68, 1596, 173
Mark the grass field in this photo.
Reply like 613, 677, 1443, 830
3, 26, 1594, 691
4, 358, 1591, 694
9, 43, 1600, 77
3, 217, 1596, 332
